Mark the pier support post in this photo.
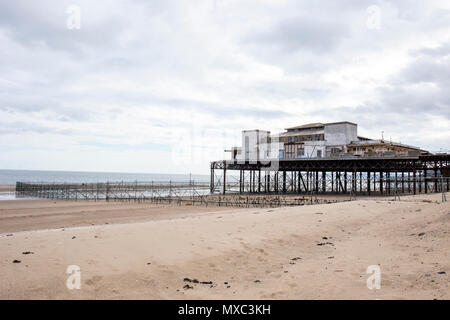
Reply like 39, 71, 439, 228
223, 164, 226, 195
258, 169, 261, 193
322, 171, 326, 193
344, 171, 348, 194
210, 166, 215, 194
434, 161, 438, 193
424, 169, 427, 194
380, 172, 383, 195
387, 172, 391, 194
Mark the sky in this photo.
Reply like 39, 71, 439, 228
1, 0, 449, 174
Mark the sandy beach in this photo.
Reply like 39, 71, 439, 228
0, 193, 448, 299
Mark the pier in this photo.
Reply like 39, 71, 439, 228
210, 154, 450, 197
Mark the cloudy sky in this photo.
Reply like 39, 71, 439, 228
1, 0, 449, 174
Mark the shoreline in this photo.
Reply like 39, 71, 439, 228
0, 185, 15, 192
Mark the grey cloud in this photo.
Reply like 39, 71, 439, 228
310, 42, 450, 149
103, 92, 293, 120
413, 42, 450, 58
0, 1, 124, 57
0, 92, 91, 121
0, 121, 75, 135
245, 16, 350, 54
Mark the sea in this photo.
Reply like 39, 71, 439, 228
0, 169, 209, 200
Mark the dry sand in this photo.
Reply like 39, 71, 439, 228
0, 193, 448, 299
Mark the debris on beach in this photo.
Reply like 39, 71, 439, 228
291, 257, 301, 261
12, 260, 21, 263
317, 242, 334, 246
22, 251, 34, 255
437, 271, 446, 275
183, 277, 214, 286
418, 232, 425, 237
72, 236, 76, 239
183, 284, 193, 290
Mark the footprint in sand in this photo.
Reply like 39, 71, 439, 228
85, 275, 103, 286
257, 256, 266, 262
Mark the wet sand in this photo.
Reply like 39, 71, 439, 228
0, 193, 448, 299
0, 185, 14, 192
0, 200, 243, 234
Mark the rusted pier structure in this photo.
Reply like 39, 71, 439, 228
210, 154, 450, 196
16, 181, 210, 201
14, 180, 341, 207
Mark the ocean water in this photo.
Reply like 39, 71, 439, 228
0, 169, 210, 200
0, 169, 209, 185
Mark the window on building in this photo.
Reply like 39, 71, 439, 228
331, 147, 340, 154
297, 149, 304, 157
317, 150, 322, 158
